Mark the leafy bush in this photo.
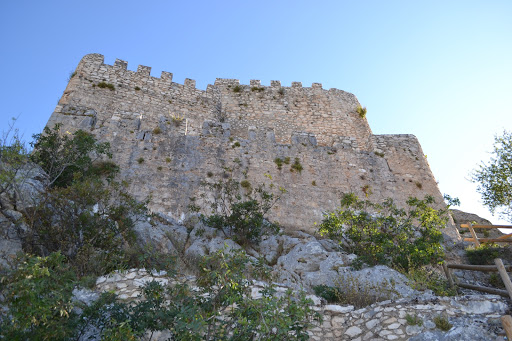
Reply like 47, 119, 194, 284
22, 178, 146, 276
318, 193, 447, 271
465, 244, 501, 265
433, 315, 452, 331
312, 285, 338, 303
30, 123, 113, 188
0, 252, 77, 340
97, 82, 115, 90
406, 314, 423, 326
0, 119, 29, 199
290, 158, 303, 173
199, 178, 282, 245
356, 105, 367, 118
405, 267, 456, 296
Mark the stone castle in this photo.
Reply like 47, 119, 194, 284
46, 53, 458, 238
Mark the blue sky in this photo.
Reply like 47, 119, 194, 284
1, 0, 511, 224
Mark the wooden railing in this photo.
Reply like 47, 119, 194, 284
444, 258, 512, 337
460, 223, 512, 247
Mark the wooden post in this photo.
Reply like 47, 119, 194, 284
442, 263, 454, 287
468, 223, 480, 247
501, 315, 512, 340
494, 258, 512, 300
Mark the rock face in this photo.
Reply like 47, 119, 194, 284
45, 53, 459, 240
451, 208, 503, 240
0, 163, 48, 267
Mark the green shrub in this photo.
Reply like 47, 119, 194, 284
232, 141, 241, 148
465, 244, 501, 265
274, 157, 284, 170
313, 285, 338, 303
356, 105, 367, 118
166, 157, 171, 163
199, 178, 282, 245
290, 158, 303, 173
0, 252, 77, 340
137, 157, 144, 164
152, 127, 162, 134
405, 267, 457, 296
134, 86, 141, 91
405, 314, 423, 326
319, 193, 447, 271
30, 124, 113, 188
22, 178, 145, 276
251, 86, 265, 92
233, 85, 242, 93
433, 315, 452, 331
97, 82, 115, 90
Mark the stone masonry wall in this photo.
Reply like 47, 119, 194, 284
46, 54, 458, 239
95, 269, 508, 341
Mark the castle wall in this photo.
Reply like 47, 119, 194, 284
46, 54, 458, 239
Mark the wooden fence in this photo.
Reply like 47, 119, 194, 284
460, 223, 512, 247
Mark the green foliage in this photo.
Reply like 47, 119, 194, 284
318, 193, 447, 271
153, 126, 162, 134
443, 193, 461, 208
80, 249, 319, 340
134, 86, 141, 91
232, 141, 241, 148
472, 131, 512, 221
274, 157, 283, 170
312, 285, 338, 303
404, 267, 457, 296
199, 178, 281, 245
0, 119, 29, 199
137, 157, 144, 164
30, 123, 113, 187
465, 244, 501, 265
433, 315, 452, 331
278, 87, 285, 96
290, 158, 303, 173
251, 86, 265, 92
356, 105, 367, 118
23, 178, 145, 276
405, 314, 423, 326
233, 85, 242, 93
97, 82, 115, 90
0, 252, 77, 340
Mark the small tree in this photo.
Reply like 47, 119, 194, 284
318, 193, 447, 271
198, 178, 282, 245
30, 124, 113, 188
472, 131, 512, 221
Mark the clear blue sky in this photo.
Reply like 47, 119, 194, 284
1, 0, 511, 224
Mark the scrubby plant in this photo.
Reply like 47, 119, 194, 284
290, 158, 303, 173
97, 82, 115, 90
404, 267, 457, 296
356, 105, 367, 118
232, 141, 241, 148
233, 85, 242, 93
198, 177, 283, 245
405, 314, 423, 326
433, 315, 452, 331
319, 193, 447, 271
0, 252, 77, 340
137, 157, 144, 164
152, 126, 162, 134
274, 157, 284, 170
465, 244, 502, 265
134, 86, 141, 91
30, 123, 113, 188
